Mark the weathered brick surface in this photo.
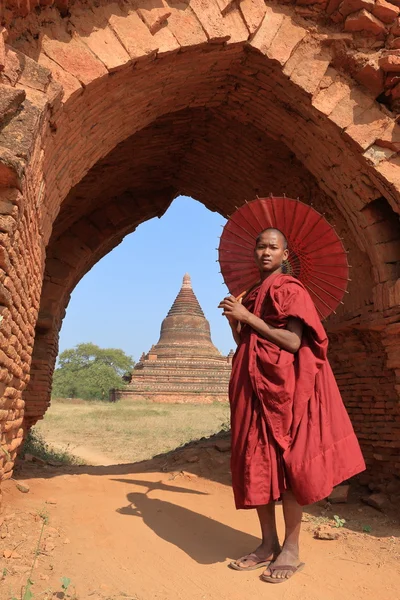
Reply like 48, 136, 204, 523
329, 329, 400, 482
0, 0, 398, 508
5, 0, 400, 116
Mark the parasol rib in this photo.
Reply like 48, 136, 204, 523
224, 228, 258, 248
304, 226, 335, 250
299, 213, 324, 245
221, 238, 255, 251
232, 210, 261, 237
270, 197, 278, 229
306, 283, 337, 313
303, 238, 346, 255
309, 275, 349, 293
228, 215, 261, 239
289, 199, 300, 239
219, 248, 253, 256
307, 279, 344, 302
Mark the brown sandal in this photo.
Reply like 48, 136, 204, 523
261, 562, 305, 583
229, 553, 273, 571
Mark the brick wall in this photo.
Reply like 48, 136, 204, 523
0, 170, 46, 500
329, 328, 400, 481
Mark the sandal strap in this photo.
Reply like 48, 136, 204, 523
237, 553, 268, 563
269, 564, 298, 573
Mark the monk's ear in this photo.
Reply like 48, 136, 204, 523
283, 248, 289, 261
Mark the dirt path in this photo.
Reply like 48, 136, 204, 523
46, 439, 117, 466
2, 440, 400, 600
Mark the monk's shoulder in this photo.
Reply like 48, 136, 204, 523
272, 275, 306, 297
271, 275, 313, 313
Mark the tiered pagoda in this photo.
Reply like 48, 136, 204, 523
117, 274, 233, 403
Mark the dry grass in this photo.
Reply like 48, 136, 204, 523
35, 397, 230, 464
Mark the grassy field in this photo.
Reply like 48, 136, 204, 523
34, 397, 230, 464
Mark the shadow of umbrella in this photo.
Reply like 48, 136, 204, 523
111, 477, 209, 496
117, 489, 260, 565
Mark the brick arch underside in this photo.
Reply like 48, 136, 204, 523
0, 4, 398, 485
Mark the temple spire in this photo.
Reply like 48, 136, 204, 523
167, 273, 204, 318
122, 273, 232, 402
182, 273, 191, 289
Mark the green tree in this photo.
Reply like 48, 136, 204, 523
52, 343, 134, 400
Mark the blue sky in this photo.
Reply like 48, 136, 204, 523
58, 196, 235, 361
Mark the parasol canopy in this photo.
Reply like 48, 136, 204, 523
218, 196, 350, 320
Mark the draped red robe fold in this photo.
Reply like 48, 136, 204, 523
229, 272, 365, 509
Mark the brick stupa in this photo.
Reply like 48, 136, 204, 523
119, 274, 233, 403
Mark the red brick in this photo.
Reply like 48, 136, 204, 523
388, 36, 400, 49
0, 29, 5, 73
329, 87, 375, 128
327, 0, 342, 14
239, 0, 267, 34
372, 0, 400, 24
250, 6, 285, 54
267, 17, 307, 65
69, 7, 131, 70
354, 62, 385, 95
340, 0, 375, 19
312, 77, 350, 115
390, 16, 400, 35
189, 0, 232, 42
166, 5, 208, 47
107, 6, 159, 59
344, 10, 387, 35
284, 43, 331, 94
137, 1, 172, 34
345, 105, 392, 149
379, 53, 400, 71
42, 28, 107, 85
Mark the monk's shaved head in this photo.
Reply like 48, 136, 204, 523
256, 228, 288, 250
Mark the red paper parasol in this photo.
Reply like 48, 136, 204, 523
218, 196, 350, 320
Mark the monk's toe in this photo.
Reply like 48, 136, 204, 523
273, 569, 289, 580
261, 565, 272, 578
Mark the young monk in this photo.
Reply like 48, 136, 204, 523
218, 228, 365, 584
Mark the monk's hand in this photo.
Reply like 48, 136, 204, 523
218, 296, 251, 323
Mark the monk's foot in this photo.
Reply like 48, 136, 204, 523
261, 544, 303, 582
230, 541, 280, 571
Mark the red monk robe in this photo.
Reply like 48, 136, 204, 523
229, 271, 365, 509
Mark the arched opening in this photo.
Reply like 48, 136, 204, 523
54, 196, 230, 362
33, 195, 236, 463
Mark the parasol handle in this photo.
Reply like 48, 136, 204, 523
235, 290, 247, 303
235, 279, 262, 303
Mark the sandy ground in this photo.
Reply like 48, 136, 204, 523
1, 438, 400, 600
44, 439, 116, 467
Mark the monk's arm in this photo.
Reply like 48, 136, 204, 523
244, 314, 303, 353
218, 297, 242, 345
219, 295, 303, 353
219, 296, 303, 354
228, 319, 241, 345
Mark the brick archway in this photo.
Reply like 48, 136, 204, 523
0, 1, 399, 493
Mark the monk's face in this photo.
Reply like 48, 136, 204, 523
254, 231, 289, 276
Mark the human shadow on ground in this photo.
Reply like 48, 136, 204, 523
116, 487, 260, 565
